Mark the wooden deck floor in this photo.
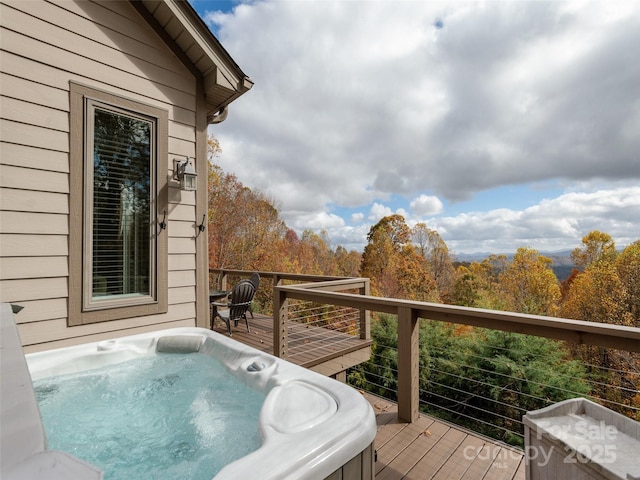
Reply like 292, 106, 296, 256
363, 393, 526, 480
210, 312, 371, 369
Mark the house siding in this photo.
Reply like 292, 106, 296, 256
0, 0, 208, 352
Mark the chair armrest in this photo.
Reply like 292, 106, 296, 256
211, 301, 229, 307
232, 301, 253, 307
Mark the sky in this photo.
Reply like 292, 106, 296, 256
190, 0, 640, 255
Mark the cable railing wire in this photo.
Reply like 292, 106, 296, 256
419, 385, 525, 430
350, 322, 639, 447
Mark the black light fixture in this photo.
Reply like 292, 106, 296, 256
197, 214, 206, 233
173, 157, 197, 191
159, 210, 167, 231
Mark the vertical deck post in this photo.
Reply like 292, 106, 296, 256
273, 285, 288, 359
397, 306, 419, 423
359, 279, 371, 340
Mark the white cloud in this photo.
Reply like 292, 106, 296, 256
368, 203, 394, 222
202, 0, 640, 254
431, 187, 640, 254
289, 211, 345, 231
351, 212, 364, 223
410, 194, 444, 216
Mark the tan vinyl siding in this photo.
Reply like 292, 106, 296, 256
0, 278, 68, 302
0, 257, 68, 280
169, 220, 200, 238
168, 254, 196, 272
0, 212, 68, 235
0, 97, 69, 133
0, 166, 69, 193
168, 270, 196, 289
0, 119, 69, 152
0, 0, 206, 348
0, 189, 69, 214
6, 298, 68, 324
0, 234, 68, 257
0, 51, 197, 126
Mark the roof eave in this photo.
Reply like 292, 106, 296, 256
138, 0, 253, 115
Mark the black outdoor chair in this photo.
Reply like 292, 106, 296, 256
210, 280, 256, 336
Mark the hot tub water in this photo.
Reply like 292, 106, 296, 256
34, 353, 265, 480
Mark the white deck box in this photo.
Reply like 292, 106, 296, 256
523, 397, 640, 480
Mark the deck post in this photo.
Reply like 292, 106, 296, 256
273, 287, 288, 359
397, 306, 419, 423
359, 279, 371, 340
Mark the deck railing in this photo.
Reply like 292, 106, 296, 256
210, 269, 640, 433
209, 269, 370, 359
357, 317, 640, 445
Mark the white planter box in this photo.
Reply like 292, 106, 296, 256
523, 398, 640, 480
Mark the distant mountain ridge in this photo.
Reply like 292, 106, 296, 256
453, 249, 574, 264
453, 249, 577, 282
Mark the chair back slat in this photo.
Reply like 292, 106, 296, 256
228, 281, 255, 319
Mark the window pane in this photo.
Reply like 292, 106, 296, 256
92, 108, 152, 301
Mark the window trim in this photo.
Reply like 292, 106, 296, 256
69, 83, 168, 326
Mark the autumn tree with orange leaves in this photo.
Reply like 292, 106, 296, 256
360, 215, 438, 301
562, 235, 639, 418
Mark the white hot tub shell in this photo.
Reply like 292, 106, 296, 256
4, 320, 376, 479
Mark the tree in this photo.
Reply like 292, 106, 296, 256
302, 230, 335, 275
615, 240, 640, 324
360, 215, 411, 296
498, 248, 561, 316
561, 262, 632, 327
207, 163, 251, 268
361, 215, 438, 300
450, 258, 507, 310
571, 230, 617, 269
335, 246, 362, 277
561, 257, 637, 415
394, 245, 439, 302
411, 223, 455, 300
369, 214, 412, 248
433, 329, 590, 445
207, 139, 287, 270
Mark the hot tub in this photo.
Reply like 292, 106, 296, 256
24, 327, 377, 480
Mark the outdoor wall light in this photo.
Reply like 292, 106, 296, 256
173, 157, 197, 191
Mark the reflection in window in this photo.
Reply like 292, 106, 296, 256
88, 106, 154, 304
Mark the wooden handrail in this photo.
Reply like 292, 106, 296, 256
211, 269, 640, 423
210, 268, 351, 286
276, 284, 640, 422
276, 286, 640, 352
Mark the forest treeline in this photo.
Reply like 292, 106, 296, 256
207, 139, 640, 442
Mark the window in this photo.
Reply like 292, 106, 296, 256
69, 83, 168, 325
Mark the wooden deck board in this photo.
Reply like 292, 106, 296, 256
376, 418, 445, 480
459, 442, 502, 480
404, 427, 467, 479
431, 435, 485, 480
375, 416, 434, 474
362, 393, 525, 480
210, 313, 371, 371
